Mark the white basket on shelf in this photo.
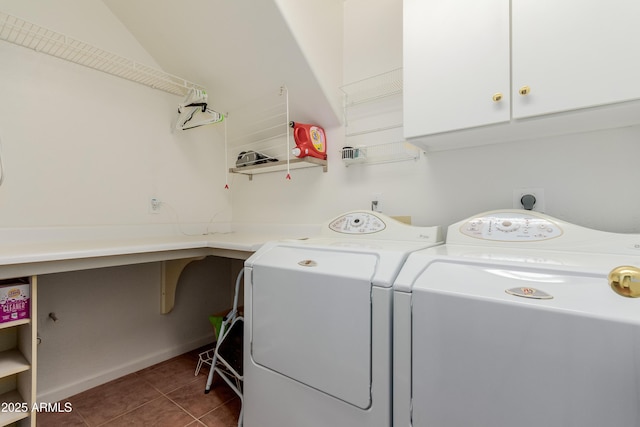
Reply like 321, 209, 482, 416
340, 141, 420, 167
339, 146, 367, 164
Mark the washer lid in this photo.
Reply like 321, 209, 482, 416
412, 261, 640, 324
249, 244, 378, 281
249, 239, 429, 288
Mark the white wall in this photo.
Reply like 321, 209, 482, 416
0, 0, 235, 402
231, 0, 640, 234
0, 0, 231, 227
37, 257, 240, 403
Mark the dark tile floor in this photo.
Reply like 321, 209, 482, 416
36, 347, 241, 426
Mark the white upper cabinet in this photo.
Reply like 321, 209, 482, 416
403, 0, 510, 137
512, 0, 640, 118
404, 0, 640, 150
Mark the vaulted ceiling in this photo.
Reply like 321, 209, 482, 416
103, 0, 341, 127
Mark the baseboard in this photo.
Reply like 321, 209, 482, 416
36, 335, 214, 404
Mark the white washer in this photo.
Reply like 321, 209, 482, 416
394, 209, 640, 427
243, 211, 442, 427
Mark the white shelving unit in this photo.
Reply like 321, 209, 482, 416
0, 277, 36, 427
340, 68, 421, 166
0, 11, 204, 97
227, 86, 327, 181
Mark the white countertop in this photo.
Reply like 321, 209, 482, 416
0, 223, 320, 278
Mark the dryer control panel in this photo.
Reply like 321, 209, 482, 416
320, 210, 442, 243
460, 212, 563, 241
328, 212, 386, 234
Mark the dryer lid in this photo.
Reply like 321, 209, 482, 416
250, 246, 376, 409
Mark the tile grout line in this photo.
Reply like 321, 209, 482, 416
130, 358, 214, 425
90, 371, 190, 427
204, 396, 242, 424
93, 395, 167, 427
167, 391, 239, 424
157, 379, 200, 426
161, 367, 239, 424
45, 349, 233, 427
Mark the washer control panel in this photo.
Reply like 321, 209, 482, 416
328, 212, 387, 234
460, 212, 563, 241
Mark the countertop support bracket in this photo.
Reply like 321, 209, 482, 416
161, 256, 206, 314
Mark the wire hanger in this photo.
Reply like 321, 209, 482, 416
176, 88, 224, 130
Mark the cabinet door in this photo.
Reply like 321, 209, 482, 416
403, 0, 510, 138
512, 0, 640, 119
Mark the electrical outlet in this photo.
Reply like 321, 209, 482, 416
371, 193, 382, 212
513, 188, 545, 212
149, 197, 161, 214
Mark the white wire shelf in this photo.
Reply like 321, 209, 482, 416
229, 157, 328, 180
339, 141, 420, 167
340, 68, 403, 107
226, 86, 327, 181
0, 11, 205, 96
340, 69, 420, 167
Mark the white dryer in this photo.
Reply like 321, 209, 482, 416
243, 211, 442, 427
394, 210, 640, 427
